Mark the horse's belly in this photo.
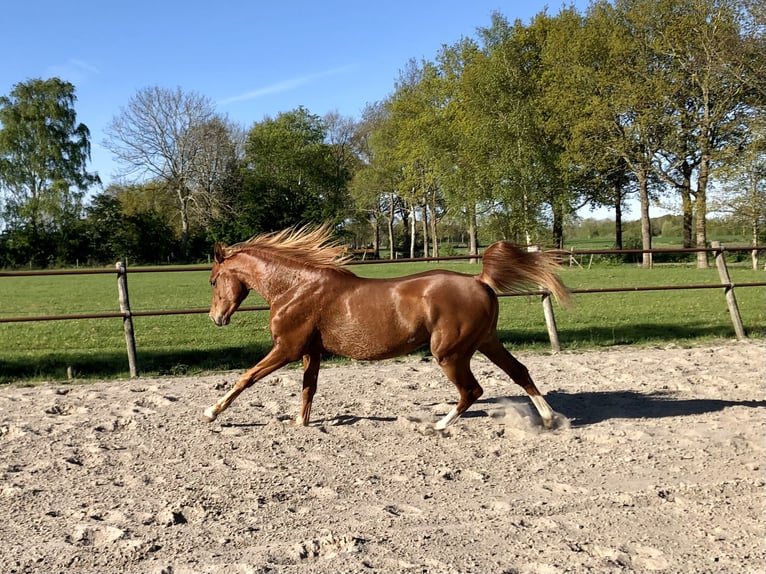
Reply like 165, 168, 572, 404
320, 320, 428, 361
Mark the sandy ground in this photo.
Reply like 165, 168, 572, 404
0, 340, 764, 574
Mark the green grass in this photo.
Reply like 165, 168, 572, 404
1, 260, 763, 383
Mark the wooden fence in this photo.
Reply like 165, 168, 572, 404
1, 244, 764, 377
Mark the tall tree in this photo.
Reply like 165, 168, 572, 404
472, 13, 554, 246
711, 109, 766, 268
0, 78, 99, 234
560, 0, 674, 267
650, 0, 765, 267
349, 102, 400, 257
103, 86, 233, 254
385, 59, 447, 257
435, 36, 487, 256
240, 107, 350, 232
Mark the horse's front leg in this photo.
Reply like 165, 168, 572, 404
201, 347, 292, 422
295, 352, 321, 426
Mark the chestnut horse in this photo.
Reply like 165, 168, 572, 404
204, 226, 570, 429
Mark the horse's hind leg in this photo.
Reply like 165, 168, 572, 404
479, 337, 556, 429
434, 357, 484, 430
295, 352, 320, 426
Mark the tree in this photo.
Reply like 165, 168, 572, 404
711, 110, 766, 268
239, 107, 350, 233
85, 191, 178, 265
554, 0, 674, 266
349, 102, 400, 257
471, 14, 555, 246
183, 116, 244, 231
384, 58, 449, 257
0, 78, 99, 237
435, 36, 488, 256
649, 0, 765, 267
103, 86, 237, 255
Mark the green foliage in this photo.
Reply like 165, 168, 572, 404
85, 194, 178, 265
0, 77, 99, 233
237, 107, 352, 234
3, 1, 765, 269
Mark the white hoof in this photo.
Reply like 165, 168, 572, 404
434, 407, 459, 430
201, 406, 218, 422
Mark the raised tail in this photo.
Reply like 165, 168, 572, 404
477, 242, 571, 306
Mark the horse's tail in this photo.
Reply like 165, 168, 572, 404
477, 242, 572, 306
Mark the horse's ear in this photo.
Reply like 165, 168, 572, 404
213, 243, 227, 264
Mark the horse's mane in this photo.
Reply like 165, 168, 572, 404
224, 225, 353, 270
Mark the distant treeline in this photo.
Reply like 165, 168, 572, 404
2, 1, 764, 268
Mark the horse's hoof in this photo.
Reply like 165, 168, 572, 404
200, 408, 217, 423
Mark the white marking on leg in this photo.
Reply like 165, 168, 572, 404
529, 395, 555, 429
435, 407, 460, 430
203, 406, 218, 421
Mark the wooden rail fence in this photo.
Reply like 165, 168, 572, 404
1, 245, 764, 377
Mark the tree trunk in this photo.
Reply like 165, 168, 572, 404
468, 204, 478, 264
522, 187, 532, 247
370, 218, 380, 258
614, 203, 623, 251
388, 193, 396, 260
429, 195, 438, 258
695, 157, 711, 269
552, 199, 564, 249
679, 160, 694, 249
409, 203, 416, 259
177, 188, 190, 257
637, 171, 652, 268
752, 217, 759, 270
614, 178, 623, 250
681, 189, 693, 249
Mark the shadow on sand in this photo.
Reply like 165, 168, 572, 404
477, 390, 766, 427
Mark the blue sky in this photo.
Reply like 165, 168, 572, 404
4, 0, 628, 217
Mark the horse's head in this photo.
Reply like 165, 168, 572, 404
209, 243, 249, 327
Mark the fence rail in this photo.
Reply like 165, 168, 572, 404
2, 244, 764, 376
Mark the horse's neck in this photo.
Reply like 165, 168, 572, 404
239, 251, 303, 302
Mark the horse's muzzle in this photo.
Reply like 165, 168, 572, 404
209, 312, 230, 327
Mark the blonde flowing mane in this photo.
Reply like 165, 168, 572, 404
224, 225, 352, 269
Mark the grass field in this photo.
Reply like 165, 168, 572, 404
1, 259, 763, 383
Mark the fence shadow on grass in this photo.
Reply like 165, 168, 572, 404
0, 342, 275, 383
497, 322, 752, 349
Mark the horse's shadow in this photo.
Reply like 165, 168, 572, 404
477, 390, 766, 427
221, 415, 397, 428
220, 392, 765, 428
316, 414, 398, 426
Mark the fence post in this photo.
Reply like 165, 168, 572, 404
541, 292, 562, 352
116, 262, 139, 376
711, 242, 747, 340
528, 245, 562, 351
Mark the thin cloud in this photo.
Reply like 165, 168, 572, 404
218, 65, 354, 106
46, 58, 100, 83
